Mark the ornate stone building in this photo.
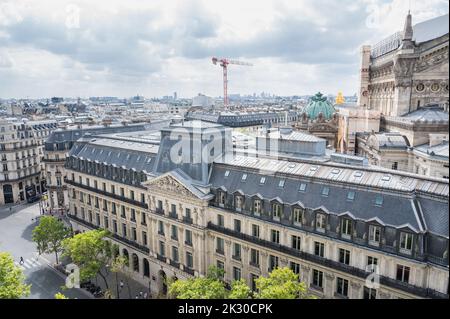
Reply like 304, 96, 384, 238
294, 92, 339, 148
358, 13, 449, 116
65, 121, 448, 299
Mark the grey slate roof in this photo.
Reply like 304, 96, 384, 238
413, 14, 449, 43
418, 197, 449, 237
414, 141, 449, 160
209, 164, 423, 232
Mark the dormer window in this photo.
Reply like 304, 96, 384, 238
253, 199, 262, 216
375, 195, 383, 207
341, 218, 353, 240
399, 232, 413, 255
218, 191, 226, 208
292, 207, 304, 226
272, 202, 282, 221
241, 174, 248, 181
321, 186, 329, 197
316, 214, 326, 232
278, 179, 285, 188
368, 225, 381, 247
260, 177, 266, 184
235, 195, 244, 212
224, 170, 230, 177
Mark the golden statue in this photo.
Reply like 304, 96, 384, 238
335, 91, 345, 105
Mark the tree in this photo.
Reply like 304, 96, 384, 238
0, 252, 31, 299
54, 292, 68, 299
228, 279, 251, 299
32, 216, 70, 264
254, 267, 315, 299
62, 229, 112, 291
169, 265, 227, 299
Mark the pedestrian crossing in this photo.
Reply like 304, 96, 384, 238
15, 257, 42, 271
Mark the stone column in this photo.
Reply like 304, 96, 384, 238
324, 273, 335, 298
350, 281, 362, 299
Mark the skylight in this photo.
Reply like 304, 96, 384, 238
299, 183, 307, 192
321, 186, 330, 196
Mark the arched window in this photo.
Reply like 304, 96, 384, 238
132, 253, 139, 272
143, 258, 150, 278
122, 248, 129, 266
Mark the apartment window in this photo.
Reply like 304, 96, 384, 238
396, 265, 410, 283
95, 197, 99, 208
235, 195, 244, 211
113, 220, 117, 233
367, 256, 378, 272
269, 255, 278, 271
250, 274, 258, 291
140, 193, 145, 204
111, 203, 116, 214
216, 261, 225, 279
111, 184, 116, 194
364, 286, 377, 299
216, 237, 224, 254
290, 262, 300, 275
130, 209, 136, 222
157, 200, 163, 211
130, 190, 135, 200
102, 182, 106, 191
172, 246, 179, 263
316, 214, 326, 232
218, 191, 226, 207
88, 212, 92, 223
314, 242, 324, 258
158, 221, 164, 235
94, 181, 98, 189
336, 277, 349, 297
399, 232, 413, 254
185, 229, 192, 246
171, 204, 177, 216
131, 227, 137, 241
271, 229, 280, 244
233, 243, 241, 260
171, 225, 178, 241
392, 162, 398, 170
120, 188, 125, 197
252, 224, 260, 238
141, 212, 147, 225
272, 202, 282, 220
142, 231, 147, 246
186, 252, 193, 269
259, 177, 266, 184
122, 224, 127, 238
159, 241, 165, 257
250, 249, 259, 266
341, 219, 352, 239
233, 267, 241, 281
217, 214, 224, 227
368, 225, 381, 246
339, 248, 351, 265
321, 186, 329, 197
234, 219, 241, 233
253, 199, 262, 215
185, 208, 191, 220
312, 269, 323, 288
293, 208, 304, 225
291, 235, 301, 251
96, 213, 100, 226
121, 206, 126, 218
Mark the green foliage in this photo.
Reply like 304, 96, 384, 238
169, 266, 315, 300
254, 267, 315, 299
54, 292, 68, 299
62, 229, 111, 284
32, 216, 70, 264
229, 279, 252, 299
169, 276, 227, 299
0, 252, 31, 299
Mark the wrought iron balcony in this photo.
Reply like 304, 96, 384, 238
207, 222, 449, 299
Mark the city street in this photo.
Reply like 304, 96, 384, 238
0, 202, 91, 299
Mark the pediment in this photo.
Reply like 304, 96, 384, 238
144, 173, 205, 200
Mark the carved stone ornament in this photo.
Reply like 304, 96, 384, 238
152, 176, 194, 198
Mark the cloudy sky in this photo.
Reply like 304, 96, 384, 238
0, 0, 448, 99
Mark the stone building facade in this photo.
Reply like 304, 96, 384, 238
0, 119, 57, 205
65, 122, 448, 299
357, 13, 449, 116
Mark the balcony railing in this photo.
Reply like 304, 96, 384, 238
184, 267, 195, 276
169, 260, 180, 269
207, 222, 449, 299
156, 254, 166, 263
65, 179, 148, 209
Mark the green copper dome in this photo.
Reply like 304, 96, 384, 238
304, 92, 336, 120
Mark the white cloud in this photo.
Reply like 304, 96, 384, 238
0, 0, 448, 98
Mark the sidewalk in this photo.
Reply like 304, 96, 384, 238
92, 269, 153, 299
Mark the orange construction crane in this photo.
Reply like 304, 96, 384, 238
212, 57, 253, 108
